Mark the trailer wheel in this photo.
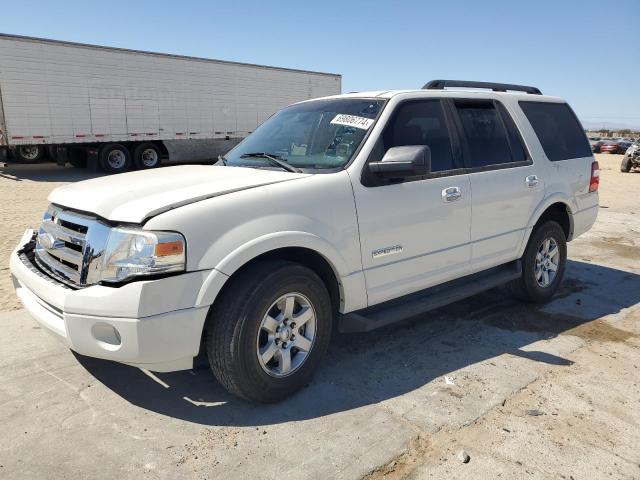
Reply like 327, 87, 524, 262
133, 143, 162, 169
15, 145, 44, 163
99, 143, 131, 174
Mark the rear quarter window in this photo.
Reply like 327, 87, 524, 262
519, 101, 592, 161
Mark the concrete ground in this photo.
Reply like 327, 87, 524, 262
0, 154, 638, 479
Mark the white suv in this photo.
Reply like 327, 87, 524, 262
10, 80, 599, 402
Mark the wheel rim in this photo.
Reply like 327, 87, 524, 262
141, 148, 158, 167
256, 292, 317, 378
535, 237, 560, 288
19, 146, 39, 160
107, 149, 126, 169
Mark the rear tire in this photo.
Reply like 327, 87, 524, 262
621, 155, 632, 172
509, 221, 567, 303
98, 143, 131, 174
206, 260, 332, 403
133, 143, 162, 169
15, 145, 44, 163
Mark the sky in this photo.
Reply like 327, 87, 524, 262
1, 0, 639, 129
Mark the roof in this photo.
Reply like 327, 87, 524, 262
0, 33, 341, 78
309, 89, 565, 103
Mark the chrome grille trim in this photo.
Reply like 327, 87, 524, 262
37, 250, 82, 282
18, 245, 75, 290
34, 205, 110, 287
42, 220, 85, 246
46, 245, 82, 265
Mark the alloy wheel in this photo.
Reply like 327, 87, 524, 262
256, 292, 317, 378
535, 237, 560, 288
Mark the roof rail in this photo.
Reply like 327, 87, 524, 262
423, 80, 542, 95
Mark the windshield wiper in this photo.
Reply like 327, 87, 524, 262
216, 155, 227, 166
240, 152, 302, 173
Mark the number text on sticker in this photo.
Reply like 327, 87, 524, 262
330, 114, 375, 130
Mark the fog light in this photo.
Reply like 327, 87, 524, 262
91, 323, 122, 349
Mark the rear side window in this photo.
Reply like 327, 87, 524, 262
381, 100, 455, 172
454, 100, 522, 168
519, 101, 592, 161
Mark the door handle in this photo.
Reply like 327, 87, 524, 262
526, 175, 539, 188
442, 186, 462, 203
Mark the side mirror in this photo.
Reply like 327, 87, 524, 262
368, 145, 431, 179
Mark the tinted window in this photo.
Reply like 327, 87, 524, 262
496, 102, 528, 162
519, 101, 592, 161
455, 100, 514, 167
381, 100, 455, 172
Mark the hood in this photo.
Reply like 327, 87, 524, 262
48, 165, 309, 223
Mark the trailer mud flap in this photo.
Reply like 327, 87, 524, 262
54, 146, 68, 166
86, 147, 99, 171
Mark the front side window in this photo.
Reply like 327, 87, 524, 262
379, 100, 455, 172
454, 100, 518, 168
225, 98, 385, 170
519, 101, 592, 161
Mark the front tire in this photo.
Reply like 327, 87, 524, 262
621, 155, 632, 172
509, 221, 567, 303
206, 260, 333, 403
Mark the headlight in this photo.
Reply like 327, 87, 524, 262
100, 227, 186, 283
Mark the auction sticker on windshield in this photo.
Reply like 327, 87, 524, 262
330, 114, 375, 130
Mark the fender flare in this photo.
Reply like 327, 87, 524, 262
195, 231, 355, 308
516, 194, 575, 257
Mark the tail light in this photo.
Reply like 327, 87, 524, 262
589, 161, 600, 192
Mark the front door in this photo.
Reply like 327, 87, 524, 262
351, 99, 472, 306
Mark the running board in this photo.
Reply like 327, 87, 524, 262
339, 260, 522, 333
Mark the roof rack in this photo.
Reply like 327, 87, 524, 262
423, 80, 542, 95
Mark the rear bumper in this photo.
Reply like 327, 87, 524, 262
10, 229, 210, 372
571, 204, 599, 240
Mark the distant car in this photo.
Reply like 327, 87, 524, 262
620, 140, 633, 150
601, 140, 631, 154
590, 140, 604, 153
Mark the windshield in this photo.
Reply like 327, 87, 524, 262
224, 98, 386, 170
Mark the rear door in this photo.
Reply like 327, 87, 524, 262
449, 99, 544, 271
518, 101, 596, 221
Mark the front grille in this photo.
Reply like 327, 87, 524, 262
34, 205, 110, 287
18, 242, 75, 290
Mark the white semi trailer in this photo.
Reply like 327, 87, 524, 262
0, 34, 341, 173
